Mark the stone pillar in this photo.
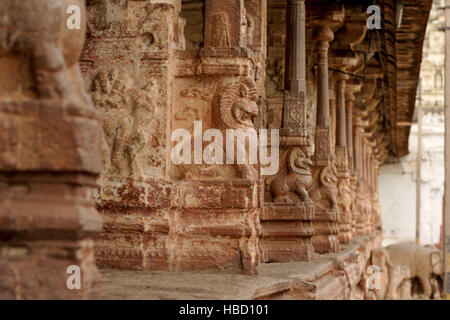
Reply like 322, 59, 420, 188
367, 140, 377, 234
361, 134, 371, 235
166, 0, 264, 274
344, 79, 362, 240
335, 73, 352, 244
262, 0, 315, 262
282, 0, 307, 131
330, 14, 367, 243
336, 75, 348, 150
346, 84, 356, 171
0, 1, 102, 299
82, 0, 178, 271
310, 22, 341, 253
353, 114, 366, 236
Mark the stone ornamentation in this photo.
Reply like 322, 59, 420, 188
271, 147, 313, 203
215, 77, 261, 180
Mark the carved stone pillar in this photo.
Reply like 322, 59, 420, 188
262, 0, 315, 262
358, 134, 371, 236
367, 139, 377, 234
335, 73, 352, 244
82, 0, 178, 271
310, 22, 341, 253
353, 114, 366, 236
0, 1, 102, 299
167, 0, 264, 274
346, 82, 359, 172
330, 13, 367, 244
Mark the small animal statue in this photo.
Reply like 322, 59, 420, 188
311, 164, 339, 210
271, 148, 313, 203
369, 243, 443, 299
0, 0, 91, 111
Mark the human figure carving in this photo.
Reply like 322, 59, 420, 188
92, 69, 150, 178
211, 13, 231, 48
0, 0, 92, 112
271, 148, 313, 203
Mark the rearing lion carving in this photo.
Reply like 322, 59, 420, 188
214, 78, 260, 180
311, 164, 339, 210
271, 148, 313, 203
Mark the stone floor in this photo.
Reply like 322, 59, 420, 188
100, 234, 382, 300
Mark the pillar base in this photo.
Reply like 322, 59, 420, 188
95, 178, 262, 275
260, 201, 314, 262
0, 174, 102, 299
311, 207, 340, 253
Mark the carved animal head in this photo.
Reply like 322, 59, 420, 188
219, 79, 260, 129
288, 148, 312, 175
320, 163, 338, 187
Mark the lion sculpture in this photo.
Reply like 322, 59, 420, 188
271, 148, 313, 203
215, 78, 260, 180
311, 164, 339, 210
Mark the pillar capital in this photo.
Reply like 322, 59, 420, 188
313, 25, 335, 43
345, 79, 362, 103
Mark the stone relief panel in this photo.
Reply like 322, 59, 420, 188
83, 1, 174, 181
91, 69, 163, 180
171, 76, 261, 181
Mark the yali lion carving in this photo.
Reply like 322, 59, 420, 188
271, 148, 313, 203
214, 77, 260, 180
338, 178, 352, 214
311, 164, 339, 210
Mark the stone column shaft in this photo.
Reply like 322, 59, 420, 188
282, 0, 307, 133
346, 99, 354, 170
310, 24, 339, 254
336, 76, 347, 148
263, 0, 314, 263
284, 0, 306, 95
316, 35, 332, 131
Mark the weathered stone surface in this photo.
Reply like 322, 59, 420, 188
100, 233, 382, 300
0, 0, 434, 299
0, 0, 102, 299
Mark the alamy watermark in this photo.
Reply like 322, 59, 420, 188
66, 4, 81, 30
171, 121, 280, 176
66, 265, 81, 290
367, 5, 381, 30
